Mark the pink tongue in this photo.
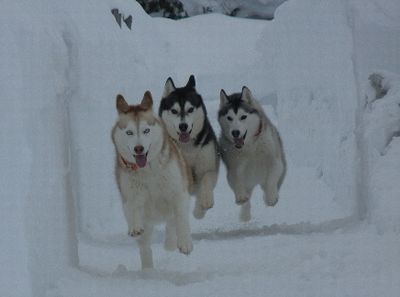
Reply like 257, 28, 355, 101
134, 154, 147, 168
234, 138, 244, 146
179, 132, 190, 143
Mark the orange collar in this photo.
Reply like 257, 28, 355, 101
118, 154, 139, 171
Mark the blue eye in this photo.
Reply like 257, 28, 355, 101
227, 116, 233, 121
171, 109, 178, 115
143, 128, 150, 134
126, 130, 133, 136
240, 115, 247, 120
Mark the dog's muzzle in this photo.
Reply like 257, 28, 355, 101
178, 125, 193, 143
134, 151, 149, 168
233, 131, 247, 149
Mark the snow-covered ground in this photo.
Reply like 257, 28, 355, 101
0, 0, 399, 296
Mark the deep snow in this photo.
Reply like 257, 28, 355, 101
0, 0, 399, 296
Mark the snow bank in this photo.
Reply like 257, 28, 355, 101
0, 1, 79, 296
363, 71, 400, 233
272, 0, 358, 213
350, 0, 400, 233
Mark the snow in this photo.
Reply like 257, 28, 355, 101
0, 0, 399, 296
363, 71, 400, 233
51, 226, 400, 297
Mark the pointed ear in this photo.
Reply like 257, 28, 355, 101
220, 89, 229, 107
241, 86, 253, 105
141, 91, 153, 110
116, 94, 130, 113
186, 75, 196, 88
163, 77, 176, 98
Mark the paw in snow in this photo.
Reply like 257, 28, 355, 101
200, 194, 214, 210
178, 240, 193, 255
193, 204, 206, 219
235, 195, 250, 205
264, 192, 279, 207
128, 228, 144, 237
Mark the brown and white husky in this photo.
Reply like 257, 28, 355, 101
112, 91, 193, 269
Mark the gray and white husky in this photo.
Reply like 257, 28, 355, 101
112, 91, 193, 269
218, 86, 286, 222
159, 75, 219, 219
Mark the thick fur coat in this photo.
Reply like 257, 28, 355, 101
218, 86, 286, 221
112, 91, 193, 269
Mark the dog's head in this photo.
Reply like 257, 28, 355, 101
159, 75, 206, 143
112, 91, 163, 168
218, 86, 261, 149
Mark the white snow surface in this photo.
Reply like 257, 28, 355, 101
0, 0, 399, 296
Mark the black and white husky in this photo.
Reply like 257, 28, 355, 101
159, 75, 219, 219
218, 86, 286, 222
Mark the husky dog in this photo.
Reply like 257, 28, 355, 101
112, 91, 193, 269
159, 75, 219, 219
218, 86, 286, 222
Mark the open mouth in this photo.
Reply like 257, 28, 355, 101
178, 127, 193, 143
134, 151, 149, 168
233, 131, 247, 149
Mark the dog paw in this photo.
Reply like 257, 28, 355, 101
235, 195, 249, 205
201, 197, 214, 210
193, 205, 206, 219
266, 198, 278, 206
264, 191, 279, 207
128, 228, 144, 237
178, 240, 193, 255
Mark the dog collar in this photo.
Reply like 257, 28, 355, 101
118, 154, 139, 171
254, 120, 263, 137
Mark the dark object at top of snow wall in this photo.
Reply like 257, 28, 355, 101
137, 0, 188, 19
111, 8, 133, 30
136, 0, 287, 20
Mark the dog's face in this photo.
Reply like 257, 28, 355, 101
218, 87, 260, 149
159, 75, 205, 143
113, 91, 163, 168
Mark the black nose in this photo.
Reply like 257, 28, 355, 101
134, 145, 144, 154
179, 123, 188, 132
231, 130, 240, 138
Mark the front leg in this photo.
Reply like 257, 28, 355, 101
261, 160, 284, 207
136, 222, 154, 269
227, 170, 251, 205
119, 176, 146, 236
173, 192, 193, 255
164, 218, 177, 251
198, 170, 218, 209
123, 198, 145, 237
193, 170, 218, 219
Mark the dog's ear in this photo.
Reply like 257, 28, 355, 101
141, 91, 153, 110
116, 94, 130, 113
163, 77, 176, 98
186, 75, 196, 89
220, 89, 229, 107
241, 86, 254, 105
